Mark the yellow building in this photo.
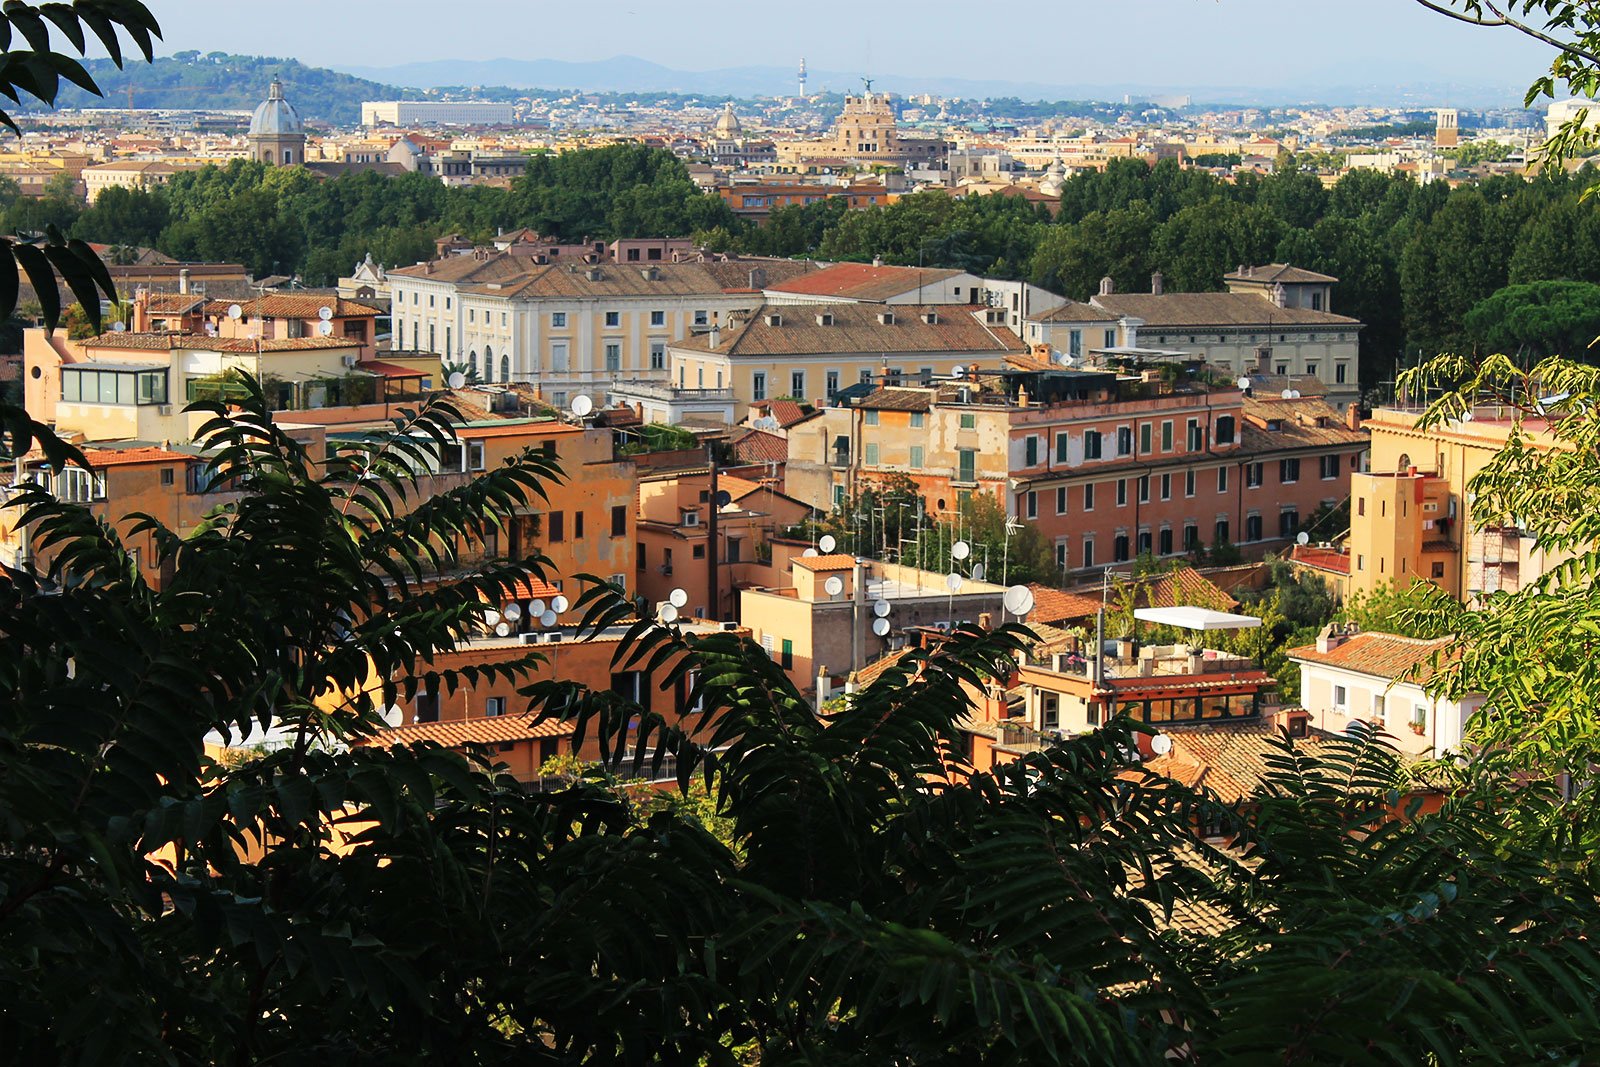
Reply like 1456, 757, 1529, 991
1346, 404, 1571, 600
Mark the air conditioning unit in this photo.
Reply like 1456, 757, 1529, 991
157, 405, 172, 416
341, 354, 358, 368
543, 632, 564, 644
719, 620, 740, 631
659, 563, 672, 575
681, 512, 700, 527
520, 632, 541, 645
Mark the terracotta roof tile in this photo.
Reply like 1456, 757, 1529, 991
82, 332, 358, 354
1285, 632, 1456, 686
683, 303, 1025, 359
859, 386, 935, 412
82, 446, 190, 468
1291, 545, 1351, 574
1028, 300, 1122, 324
1139, 720, 1343, 802
728, 428, 787, 465
765, 262, 964, 301
205, 295, 383, 319
357, 714, 573, 749
1026, 584, 1104, 625
793, 553, 856, 572
1224, 263, 1338, 285
1093, 292, 1360, 328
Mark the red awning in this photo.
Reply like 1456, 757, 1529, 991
360, 360, 428, 378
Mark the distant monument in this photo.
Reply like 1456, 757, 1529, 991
248, 77, 306, 166
1435, 108, 1459, 149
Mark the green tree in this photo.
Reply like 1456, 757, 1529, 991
1463, 279, 1600, 360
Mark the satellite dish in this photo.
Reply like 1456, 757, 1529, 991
972, 563, 986, 581
227, 303, 243, 321
529, 598, 546, 616
570, 394, 593, 418
317, 320, 334, 336
318, 306, 334, 321
1236, 376, 1251, 390
111, 320, 126, 332
1281, 388, 1294, 399
659, 603, 679, 624
714, 489, 733, 508
539, 610, 558, 628
494, 622, 511, 637
951, 365, 966, 377
872, 617, 891, 637
1003, 585, 1035, 616
873, 599, 891, 618
447, 372, 466, 390
1150, 733, 1174, 756
669, 588, 689, 608
818, 534, 837, 553
502, 602, 522, 622
824, 575, 844, 597
550, 595, 570, 613
802, 548, 818, 558
383, 704, 404, 728
952, 540, 970, 561
1290, 389, 1302, 399
946, 572, 964, 593
1460, 411, 1474, 423
483, 608, 501, 627
1296, 531, 1310, 546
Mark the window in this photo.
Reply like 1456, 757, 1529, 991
694, 311, 709, 327
909, 412, 924, 429
1217, 467, 1229, 493
1083, 483, 1095, 510
780, 638, 793, 670
1187, 419, 1202, 451
1185, 470, 1196, 497
56, 467, 106, 503
1161, 421, 1173, 451
548, 511, 565, 542
611, 505, 627, 537
909, 445, 924, 469
440, 440, 486, 473
1184, 523, 1199, 551
1246, 513, 1263, 541
1333, 685, 1348, 710
960, 412, 976, 430
957, 448, 977, 483
1025, 436, 1039, 467
415, 691, 439, 723
551, 311, 567, 328
605, 311, 620, 327
1138, 529, 1152, 555
1082, 538, 1095, 568
1056, 433, 1069, 463
1336, 363, 1348, 384
1214, 519, 1229, 545
551, 342, 569, 372
1215, 416, 1235, 444
574, 512, 585, 539
1105, 328, 1116, 349
826, 370, 840, 398
692, 544, 706, 559
1026, 490, 1038, 518
1279, 509, 1299, 538
1246, 462, 1263, 488
160, 467, 174, 487
1068, 329, 1082, 358
1276, 363, 1288, 375
1139, 423, 1152, 454
1160, 473, 1171, 501
1159, 527, 1173, 555
1117, 426, 1133, 456
1432, 561, 1446, 579
1056, 486, 1068, 514
791, 370, 805, 398
1280, 458, 1301, 484
1114, 534, 1130, 562
650, 342, 666, 371
1320, 455, 1339, 480
650, 310, 665, 326
864, 443, 880, 466
1116, 478, 1127, 506
486, 696, 507, 717
1056, 541, 1068, 569
864, 410, 879, 426
1306, 362, 1318, 379
605, 342, 621, 373
752, 372, 766, 401
1084, 431, 1103, 459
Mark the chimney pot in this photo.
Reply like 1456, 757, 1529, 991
1099, 275, 1114, 296
1150, 270, 1163, 296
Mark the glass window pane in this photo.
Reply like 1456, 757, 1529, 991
99, 372, 118, 404
117, 373, 135, 406
62, 370, 79, 402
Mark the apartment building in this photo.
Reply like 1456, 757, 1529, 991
668, 301, 1028, 423
761, 261, 1067, 334
1089, 265, 1364, 411
388, 254, 815, 407
786, 366, 1368, 578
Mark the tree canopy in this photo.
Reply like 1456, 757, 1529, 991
1462, 279, 1600, 360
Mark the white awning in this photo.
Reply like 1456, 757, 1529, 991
1133, 606, 1263, 631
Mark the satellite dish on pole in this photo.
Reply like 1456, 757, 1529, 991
483, 608, 501, 628
1150, 733, 1173, 756
1003, 585, 1035, 617
227, 304, 243, 321
502, 602, 523, 622
952, 540, 971, 561
550, 595, 570, 613
802, 548, 819, 558
539, 610, 558, 628
317, 320, 334, 336
715, 489, 733, 508
1236, 376, 1251, 391
946, 572, 964, 593
1296, 531, 1310, 546
669, 588, 689, 609
818, 534, 837, 553
447, 372, 467, 390
1281, 388, 1294, 399
111, 320, 126, 332
873, 599, 891, 618
494, 622, 511, 637
951, 365, 966, 378
659, 603, 679, 624
972, 563, 986, 581
824, 575, 844, 597
570, 394, 593, 418
318, 306, 334, 322
872, 617, 891, 637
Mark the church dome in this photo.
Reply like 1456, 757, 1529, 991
713, 102, 742, 139
249, 77, 304, 137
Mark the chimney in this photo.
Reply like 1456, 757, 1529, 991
1099, 275, 1114, 296
1345, 403, 1362, 431
1017, 384, 1030, 407
709, 326, 721, 349
1150, 270, 1163, 296
748, 267, 767, 289
872, 255, 883, 267
1315, 621, 1352, 653
178, 268, 190, 295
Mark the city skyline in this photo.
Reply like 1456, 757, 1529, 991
151, 0, 1553, 98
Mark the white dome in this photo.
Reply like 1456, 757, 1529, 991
249, 77, 303, 137
713, 102, 742, 139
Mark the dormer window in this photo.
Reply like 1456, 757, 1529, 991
766, 313, 782, 327
1266, 418, 1284, 432
816, 312, 834, 326
879, 311, 895, 325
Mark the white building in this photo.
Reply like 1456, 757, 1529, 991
1287, 625, 1481, 759
361, 100, 516, 127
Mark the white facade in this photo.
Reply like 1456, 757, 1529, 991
362, 101, 516, 127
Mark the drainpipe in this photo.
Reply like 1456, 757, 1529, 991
707, 441, 720, 620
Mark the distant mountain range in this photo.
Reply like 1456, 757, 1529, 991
340, 55, 1532, 110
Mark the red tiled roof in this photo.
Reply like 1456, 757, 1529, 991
793, 553, 856, 572
82, 332, 358, 353
752, 398, 808, 427
358, 714, 573, 748
1138, 720, 1341, 802
1026, 583, 1103, 625
83, 446, 189, 468
502, 577, 563, 601
1291, 545, 1351, 574
765, 262, 964, 301
728, 428, 787, 466
1285, 632, 1456, 685
360, 360, 426, 378
205, 295, 383, 319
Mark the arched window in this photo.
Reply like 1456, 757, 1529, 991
483, 346, 494, 382
467, 350, 477, 379
500, 354, 510, 381
1397, 453, 1411, 472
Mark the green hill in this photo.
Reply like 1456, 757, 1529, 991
27, 52, 422, 126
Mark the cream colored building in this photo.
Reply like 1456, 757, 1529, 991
82, 160, 194, 202
667, 302, 1027, 423
388, 254, 815, 409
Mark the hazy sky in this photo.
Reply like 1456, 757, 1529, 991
143, 0, 1553, 90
